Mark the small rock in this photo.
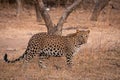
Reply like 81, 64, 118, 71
6, 48, 17, 51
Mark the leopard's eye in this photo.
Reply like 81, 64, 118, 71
81, 35, 83, 37
84, 35, 87, 37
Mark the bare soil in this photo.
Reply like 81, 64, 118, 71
0, 7, 120, 80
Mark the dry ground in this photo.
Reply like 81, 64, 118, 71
0, 6, 120, 80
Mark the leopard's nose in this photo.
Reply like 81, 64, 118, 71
79, 42, 82, 45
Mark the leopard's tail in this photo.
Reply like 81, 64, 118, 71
3, 50, 28, 63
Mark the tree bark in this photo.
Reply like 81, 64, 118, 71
16, 0, 23, 17
34, 1, 42, 22
34, 0, 54, 35
90, 0, 110, 21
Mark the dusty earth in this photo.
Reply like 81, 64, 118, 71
0, 6, 120, 80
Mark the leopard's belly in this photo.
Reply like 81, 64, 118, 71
40, 46, 65, 57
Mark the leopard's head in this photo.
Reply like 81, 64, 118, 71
75, 29, 90, 47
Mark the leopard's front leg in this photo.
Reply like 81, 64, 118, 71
38, 53, 50, 69
66, 53, 73, 68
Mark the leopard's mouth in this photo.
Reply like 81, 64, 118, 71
81, 41, 87, 44
75, 44, 81, 48
78, 42, 83, 45
79, 43, 82, 45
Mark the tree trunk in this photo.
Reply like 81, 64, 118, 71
16, 0, 23, 17
57, 0, 60, 7
34, 1, 42, 22
34, 0, 82, 35
90, 0, 110, 21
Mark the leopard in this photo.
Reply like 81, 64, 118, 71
4, 30, 90, 68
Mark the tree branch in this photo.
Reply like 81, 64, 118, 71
34, 0, 54, 34
53, 0, 83, 35
34, 1, 42, 22
16, 0, 23, 17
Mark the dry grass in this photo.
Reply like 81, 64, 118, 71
0, 7, 120, 80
